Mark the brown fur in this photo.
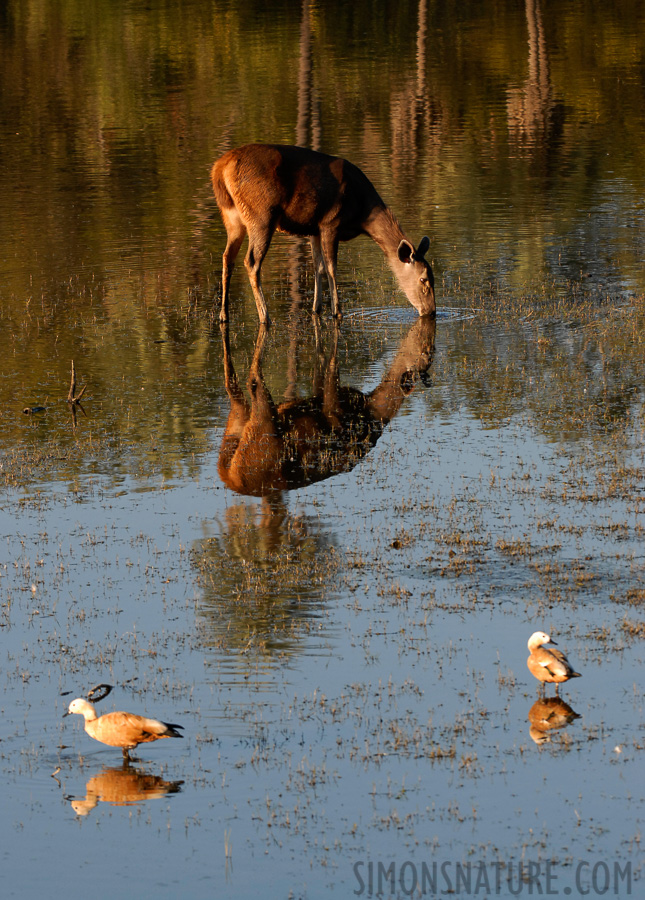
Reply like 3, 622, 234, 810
211, 143, 435, 324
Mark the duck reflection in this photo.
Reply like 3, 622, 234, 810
218, 316, 436, 499
67, 761, 183, 817
527, 697, 581, 746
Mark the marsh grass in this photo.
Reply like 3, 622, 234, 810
0, 289, 643, 896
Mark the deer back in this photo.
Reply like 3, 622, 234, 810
211, 143, 385, 240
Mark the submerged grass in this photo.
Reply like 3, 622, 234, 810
0, 289, 643, 895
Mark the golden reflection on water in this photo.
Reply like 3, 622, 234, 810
1, 0, 644, 319
66, 762, 184, 817
527, 697, 581, 747
0, 1, 643, 894
1, 0, 644, 475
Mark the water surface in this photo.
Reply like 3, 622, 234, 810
0, 1, 643, 897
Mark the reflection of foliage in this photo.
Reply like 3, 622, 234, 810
430, 294, 645, 441
192, 501, 341, 658
1, 1, 644, 482
1, 0, 644, 301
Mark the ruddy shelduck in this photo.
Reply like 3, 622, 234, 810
527, 631, 581, 691
64, 697, 183, 759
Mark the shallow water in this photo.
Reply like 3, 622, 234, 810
1, 1, 644, 898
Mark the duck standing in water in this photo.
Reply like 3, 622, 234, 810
64, 697, 183, 760
527, 631, 581, 692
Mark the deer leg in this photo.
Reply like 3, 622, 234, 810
244, 227, 273, 326
220, 211, 246, 323
310, 235, 327, 315
320, 232, 342, 319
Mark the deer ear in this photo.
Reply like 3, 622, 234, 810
415, 236, 430, 259
397, 240, 414, 264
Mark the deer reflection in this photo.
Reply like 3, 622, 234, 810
195, 317, 434, 660
527, 697, 581, 747
218, 316, 436, 500
67, 761, 183, 817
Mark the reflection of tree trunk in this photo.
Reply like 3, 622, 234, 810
416, 0, 427, 100
286, 240, 309, 318
296, 0, 312, 148
296, 0, 320, 149
527, 0, 549, 92
391, 0, 428, 186
507, 0, 552, 145
283, 292, 303, 401
289, 0, 318, 316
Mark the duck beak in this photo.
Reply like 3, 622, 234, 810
549, 640, 558, 646
62, 710, 70, 718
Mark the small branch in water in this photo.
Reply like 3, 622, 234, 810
67, 360, 86, 404
67, 360, 87, 426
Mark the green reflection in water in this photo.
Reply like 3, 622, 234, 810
0, 0, 643, 479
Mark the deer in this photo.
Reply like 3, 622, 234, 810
211, 143, 435, 325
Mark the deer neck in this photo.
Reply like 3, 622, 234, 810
363, 204, 434, 317
363, 205, 406, 259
